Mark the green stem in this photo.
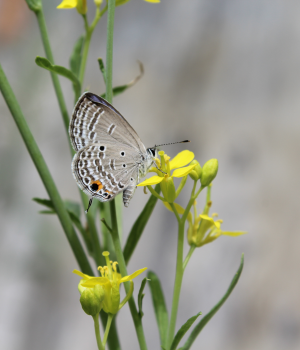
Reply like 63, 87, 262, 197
109, 201, 148, 350
102, 314, 114, 347
35, 8, 69, 133
78, 7, 107, 89
93, 314, 105, 350
167, 220, 185, 349
105, 0, 115, 103
167, 183, 204, 349
0, 63, 93, 276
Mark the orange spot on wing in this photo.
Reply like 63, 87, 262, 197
90, 180, 103, 191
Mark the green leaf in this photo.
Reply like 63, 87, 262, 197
100, 61, 144, 99
148, 271, 169, 348
123, 184, 160, 264
98, 58, 106, 84
170, 312, 202, 350
181, 254, 244, 350
35, 56, 81, 98
33, 197, 54, 210
138, 278, 148, 318
69, 36, 84, 78
39, 210, 55, 214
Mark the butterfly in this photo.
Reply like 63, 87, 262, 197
69, 92, 157, 209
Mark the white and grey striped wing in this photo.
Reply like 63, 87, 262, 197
69, 92, 147, 153
71, 143, 138, 206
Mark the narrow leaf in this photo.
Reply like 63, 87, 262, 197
148, 271, 169, 348
181, 254, 244, 350
123, 184, 160, 264
98, 58, 106, 84
69, 36, 84, 78
35, 56, 81, 98
170, 312, 201, 350
33, 197, 54, 210
100, 61, 144, 99
138, 278, 148, 318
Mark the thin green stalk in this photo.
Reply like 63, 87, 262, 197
93, 314, 105, 350
0, 63, 93, 276
167, 183, 204, 349
166, 220, 185, 349
109, 202, 148, 350
78, 6, 108, 88
102, 314, 114, 347
105, 0, 116, 103
35, 8, 69, 133
183, 244, 196, 271
147, 185, 165, 202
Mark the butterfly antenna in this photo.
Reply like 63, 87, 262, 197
154, 140, 190, 148
85, 197, 94, 214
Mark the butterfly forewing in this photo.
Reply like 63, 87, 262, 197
69, 92, 146, 153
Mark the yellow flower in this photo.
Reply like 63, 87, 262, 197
188, 213, 246, 247
57, 0, 87, 14
138, 150, 196, 202
73, 251, 147, 314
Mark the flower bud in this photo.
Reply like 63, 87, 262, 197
94, 0, 102, 7
25, 0, 42, 12
161, 177, 176, 203
79, 284, 104, 316
76, 0, 87, 14
200, 159, 218, 187
189, 160, 202, 181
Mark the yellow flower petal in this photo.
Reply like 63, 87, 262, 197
137, 176, 164, 187
120, 267, 147, 283
172, 164, 196, 178
81, 276, 110, 287
144, 0, 160, 3
221, 231, 247, 237
73, 269, 91, 280
169, 150, 194, 170
57, 0, 77, 9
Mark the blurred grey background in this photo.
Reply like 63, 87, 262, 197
1, 0, 300, 349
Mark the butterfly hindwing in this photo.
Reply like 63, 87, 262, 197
71, 143, 138, 205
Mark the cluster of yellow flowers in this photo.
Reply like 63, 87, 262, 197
57, 0, 160, 15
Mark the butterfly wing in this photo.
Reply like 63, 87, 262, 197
69, 92, 147, 154
71, 142, 139, 206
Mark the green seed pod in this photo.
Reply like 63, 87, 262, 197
200, 159, 218, 187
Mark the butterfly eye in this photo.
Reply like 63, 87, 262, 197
120, 151, 125, 157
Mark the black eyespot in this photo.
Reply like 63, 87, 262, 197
120, 151, 125, 156
100, 146, 105, 151
130, 178, 134, 181
91, 183, 99, 191
122, 164, 126, 168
